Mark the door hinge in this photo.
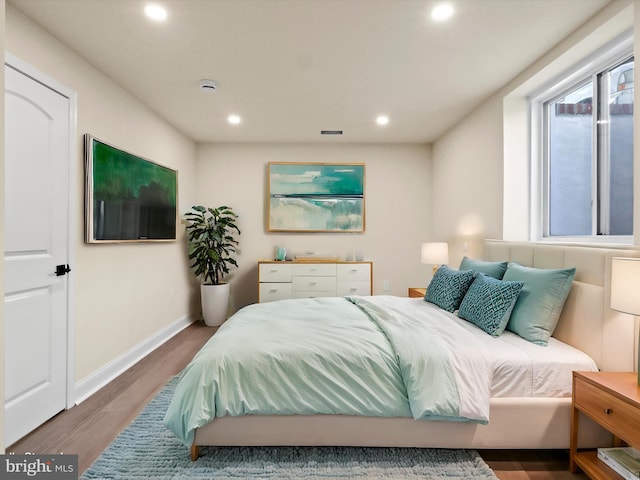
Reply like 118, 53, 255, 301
55, 264, 71, 276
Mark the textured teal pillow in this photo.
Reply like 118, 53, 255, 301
459, 256, 508, 279
502, 262, 576, 346
425, 265, 475, 312
458, 273, 524, 336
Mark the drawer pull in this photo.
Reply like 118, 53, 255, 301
269, 289, 278, 293
603, 408, 612, 415
309, 282, 317, 286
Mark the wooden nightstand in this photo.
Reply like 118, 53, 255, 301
408, 287, 426, 298
570, 371, 640, 479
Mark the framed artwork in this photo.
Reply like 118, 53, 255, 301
84, 134, 178, 243
268, 162, 365, 233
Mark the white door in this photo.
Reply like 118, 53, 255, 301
4, 64, 71, 445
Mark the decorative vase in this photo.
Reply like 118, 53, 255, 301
200, 283, 230, 327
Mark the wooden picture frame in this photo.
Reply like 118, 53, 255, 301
268, 162, 365, 233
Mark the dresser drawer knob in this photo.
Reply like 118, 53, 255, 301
603, 408, 612, 415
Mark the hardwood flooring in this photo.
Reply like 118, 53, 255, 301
8, 320, 586, 479
7, 321, 217, 473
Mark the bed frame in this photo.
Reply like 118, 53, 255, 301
190, 240, 639, 460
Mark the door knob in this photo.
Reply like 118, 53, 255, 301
55, 264, 71, 276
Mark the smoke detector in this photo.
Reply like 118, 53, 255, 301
200, 79, 218, 92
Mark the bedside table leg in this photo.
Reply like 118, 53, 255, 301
569, 405, 579, 473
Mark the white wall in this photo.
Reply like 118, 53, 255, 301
5, 5, 199, 385
195, 143, 433, 309
431, 95, 504, 263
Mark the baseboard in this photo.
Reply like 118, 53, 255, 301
73, 314, 195, 405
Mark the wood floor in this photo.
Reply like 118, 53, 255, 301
7, 320, 587, 479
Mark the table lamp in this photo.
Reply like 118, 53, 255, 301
421, 242, 449, 274
610, 257, 640, 384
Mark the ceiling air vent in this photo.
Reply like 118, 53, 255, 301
199, 79, 218, 92
321, 130, 343, 135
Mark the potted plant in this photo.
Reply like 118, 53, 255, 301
185, 205, 240, 326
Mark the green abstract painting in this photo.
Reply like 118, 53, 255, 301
268, 162, 365, 232
85, 135, 177, 242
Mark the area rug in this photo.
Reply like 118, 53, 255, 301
81, 377, 498, 479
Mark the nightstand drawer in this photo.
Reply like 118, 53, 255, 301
574, 376, 640, 445
408, 287, 426, 298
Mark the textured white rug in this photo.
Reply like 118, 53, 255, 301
82, 378, 498, 479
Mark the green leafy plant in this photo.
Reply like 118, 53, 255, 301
184, 205, 240, 285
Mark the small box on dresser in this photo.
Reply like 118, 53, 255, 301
258, 261, 372, 303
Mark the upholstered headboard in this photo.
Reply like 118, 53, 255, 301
483, 240, 640, 372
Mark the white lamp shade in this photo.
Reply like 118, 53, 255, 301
421, 242, 449, 265
611, 257, 640, 315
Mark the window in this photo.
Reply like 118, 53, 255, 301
539, 52, 634, 240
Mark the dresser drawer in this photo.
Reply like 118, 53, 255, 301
290, 263, 336, 276
259, 263, 292, 283
337, 282, 370, 296
292, 276, 337, 293
337, 263, 371, 282
293, 291, 336, 299
574, 376, 640, 445
259, 283, 293, 302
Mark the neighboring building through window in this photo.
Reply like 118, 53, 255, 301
540, 52, 633, 239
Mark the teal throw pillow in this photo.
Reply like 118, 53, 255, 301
459, 256, 508, 280
458, 273, 524, 336
502, 262, 576, 346
425, 265, 475, 312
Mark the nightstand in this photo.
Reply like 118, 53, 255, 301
570, 371, 640, 479
408, 287, 426, 298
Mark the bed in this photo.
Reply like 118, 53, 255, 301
164, 240, 640, 460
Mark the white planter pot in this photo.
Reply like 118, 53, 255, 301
201, 283, 230, 327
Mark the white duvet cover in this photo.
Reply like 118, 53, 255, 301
401, 298, 599, 397
164, 295, 598, 447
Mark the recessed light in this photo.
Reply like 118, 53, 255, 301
145, 4, 168, 22
228, 115, 241, 125
376, 115, 389, 126
431, 3, 454, 22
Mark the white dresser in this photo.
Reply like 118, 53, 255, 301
258, 261, 373, 303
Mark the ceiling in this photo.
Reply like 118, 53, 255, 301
9, 0, 611, 144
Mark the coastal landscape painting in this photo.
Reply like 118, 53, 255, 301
268, 162, 365, 233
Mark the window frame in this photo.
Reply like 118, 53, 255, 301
529, 33, 633, 245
